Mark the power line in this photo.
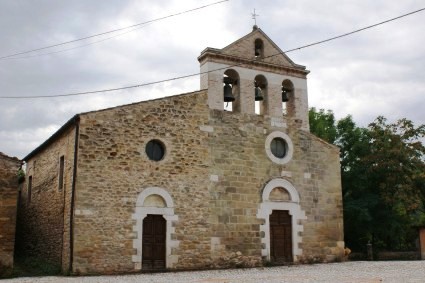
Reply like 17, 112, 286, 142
0, 0, 229, 60
2, 24, 151, 60
283, 7, 425, 54
1, 6, 424, 99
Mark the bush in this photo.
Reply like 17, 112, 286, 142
1, 257, 62, 278
297, 254, 326, 264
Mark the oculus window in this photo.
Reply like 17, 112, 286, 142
265, 131, 294, 165
271, 138, 287, 158
146, 140, 165, 161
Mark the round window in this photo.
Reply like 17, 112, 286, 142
265, 131, 293, 164
270, 137, 287, 158
145, 140, 165, 161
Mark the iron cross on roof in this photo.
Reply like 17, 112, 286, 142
252, 9, 259, 26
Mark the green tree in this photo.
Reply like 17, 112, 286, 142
361, 117, 425, 250
309, 108, 425, 251
308, 107, 337, 144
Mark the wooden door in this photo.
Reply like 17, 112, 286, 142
270, 210, 293, 263
142, 214, 166, 269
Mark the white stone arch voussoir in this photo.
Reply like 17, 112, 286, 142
136, 187, 174, 207
131, 187, 179, 270
257, 178, 306, 262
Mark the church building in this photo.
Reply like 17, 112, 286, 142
17, 27, 345, 274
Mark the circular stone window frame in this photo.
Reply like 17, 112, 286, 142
265, 131, 293, 164
144, 138, 170, 163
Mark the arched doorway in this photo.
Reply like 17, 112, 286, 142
132, 187, 179, 270
257, 179, 306, 263
269, 210, 293, 263
142, 214, 166, 269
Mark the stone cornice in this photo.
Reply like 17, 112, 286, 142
198, 51, 309, 79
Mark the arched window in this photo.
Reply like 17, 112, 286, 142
281, 79, 294, 116
254, 74, 267, 115
223, 69, 240, 112
254, 38, 264, 58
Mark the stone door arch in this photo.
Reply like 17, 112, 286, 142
256, 178, 306, 262
131, 187, 179, 270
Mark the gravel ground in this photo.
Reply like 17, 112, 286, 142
2, 261, 425, 283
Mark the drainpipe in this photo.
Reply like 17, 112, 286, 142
69, 115, 80, 273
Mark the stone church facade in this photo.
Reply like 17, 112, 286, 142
17, 27, 344, 274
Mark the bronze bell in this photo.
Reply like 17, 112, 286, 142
255, 86, 264, 101
281, 86, 290, 102
223, 77, 235, 102
255, 48, 261, 57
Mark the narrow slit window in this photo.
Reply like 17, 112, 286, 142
59, 155, 65, 190
28, 175, 32, 203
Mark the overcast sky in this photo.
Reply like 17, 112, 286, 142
1, 0, 424, 159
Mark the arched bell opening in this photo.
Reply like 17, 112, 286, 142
254, 74, 267, 115
254, 38, 264, 58
223, 69, 240, 112
281, 79, 294, 116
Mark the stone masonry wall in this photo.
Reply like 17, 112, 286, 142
294, 129, 345, 261
0, 153, 21, 268
73, 90, 212, 274
73, 89, 343, 274
16, 126, 76, 270
207, 111, 344, 264
221, 29, 293, 67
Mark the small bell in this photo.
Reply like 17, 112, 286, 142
255, 48, 261, 57
281, 86, 290, 102
223, 77, 235, 102
255, 86, 264, 101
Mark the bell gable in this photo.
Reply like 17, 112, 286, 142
220, 27, 301, 68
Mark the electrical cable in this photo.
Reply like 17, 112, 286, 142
1, 24, 151, 60
0, 0, 229, 60
1, 6, 423, 99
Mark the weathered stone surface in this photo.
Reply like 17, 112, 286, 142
16, 126, 76, 271
0, 152, 21, 268
18, 28, 344, 275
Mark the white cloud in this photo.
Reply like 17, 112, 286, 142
0, 0, 424, 159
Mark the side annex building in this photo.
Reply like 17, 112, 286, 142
16, 27, 345, 274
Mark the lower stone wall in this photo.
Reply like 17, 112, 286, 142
0, 153, 21, 268
15, 126, 76, 271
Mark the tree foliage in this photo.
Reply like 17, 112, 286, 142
308, 107, 337, 144
309, 108, 425, 251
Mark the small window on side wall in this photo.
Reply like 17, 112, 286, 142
58, 155, 64, 190
28, 175, 32, 203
